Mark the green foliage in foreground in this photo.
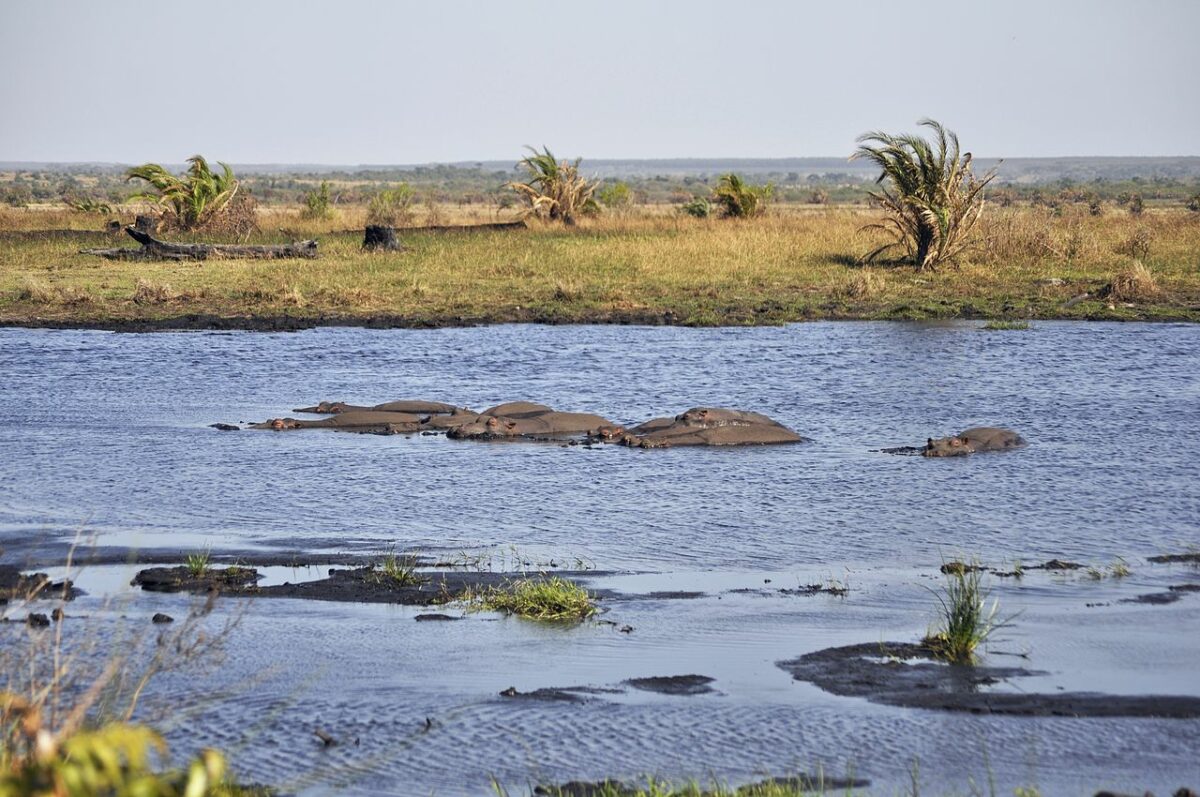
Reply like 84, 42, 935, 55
982, 320, 1029, 330
922, 563, 1001, 664
853, 119, 996, 271
0, 695, 267, 797
125, 155, 240, 231
465, 576, 596, 621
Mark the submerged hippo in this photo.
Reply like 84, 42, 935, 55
619, 407, 806, 448
250, 410, 425, 434
295, 400, 462, 415
448, 402, 614, 441
922, 427, 1026, 457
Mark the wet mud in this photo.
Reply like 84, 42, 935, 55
779, 641, 1200, 717
533, 773, 871, 797
131, 565, 262, 594
0, 564, 78, 602
625, 674, 716, 696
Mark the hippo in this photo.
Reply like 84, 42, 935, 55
447, 403, 615, 441
295, 400, 462, 415
249, 410, 425, 434
619, 407, 807, 448
922, 427, 1026, 457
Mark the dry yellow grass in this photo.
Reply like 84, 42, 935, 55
1, 204, 1198, 327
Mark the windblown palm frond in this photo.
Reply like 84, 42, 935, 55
851, 119, 997, 270
508, 146, 599, 225
125, 155, 240, 231
712, 173, 772, 218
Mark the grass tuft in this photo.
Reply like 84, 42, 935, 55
464, 576, 596, 621
185, 547, 211, 578
1101, 261, 1160, 302
982, 320, 1029, 330
922, 562, 1001, 664
131, 279, 176, 305
374, 550, 425, 586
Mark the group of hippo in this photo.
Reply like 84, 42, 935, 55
244, 399, 1026, 456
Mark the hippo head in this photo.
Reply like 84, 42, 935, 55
677, 408, 710, 426
270, 418, 300, 431
316, 401, 349, 414
923, 435, 971, 457
594, 425, 626, 441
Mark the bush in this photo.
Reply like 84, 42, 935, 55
464, 576, 596, 621
508, 146, 599, 225
1127, 193, 1145, 215
301, 181, 334, 219
1187, 194, 1200, 213
679, 197, 711, 218
712, 173, 772, 218
125, 155, 240, 231
366, 183, 415, 227
852, 119, 996, 270
598, 181, 633, 211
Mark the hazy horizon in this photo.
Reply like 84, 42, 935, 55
3, 1, 1198, 163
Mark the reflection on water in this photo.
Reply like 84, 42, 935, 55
2, 322, 1199, 795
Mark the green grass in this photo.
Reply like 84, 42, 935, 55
373, 550, 425, 586
464, 576, 596, 621
922, 563, 1001, 664
185, 547, 211, 578
982, 320, 1030, 330
3, 206, 1200, 328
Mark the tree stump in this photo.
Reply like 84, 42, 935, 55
362, 225, 405, 252
133, 214, 158, 234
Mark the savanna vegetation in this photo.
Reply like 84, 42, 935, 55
2, 136, 1199, 329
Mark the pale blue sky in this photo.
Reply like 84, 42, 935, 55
2, 0, 1197, 163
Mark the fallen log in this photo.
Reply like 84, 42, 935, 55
80, 226, 318, 261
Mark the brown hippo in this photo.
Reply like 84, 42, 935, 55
447, 403, 615, 441
294, 400, 462, 415
923, 427, 1026, 457
250, 410, 424, 434
620, 407, 806, 448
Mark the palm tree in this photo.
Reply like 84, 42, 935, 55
712, 173, 772, 218
852, 119, 996, 270
125, 155, 240, 231
508, 146, 598, 225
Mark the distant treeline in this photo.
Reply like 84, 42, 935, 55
3, 157, 1200, 209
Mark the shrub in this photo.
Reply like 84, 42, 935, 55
712, 173, 772, 218
1101, 261, 1160, 302
464, 576, 595, 621
1127, 193, 1144, 215
125, 155, 240, 231
852, 119, 997, 270
1187, 194, 1200, 213
508, 146, 599, 225
366, 183, 415, 227
598, 181, 633, 211
301, 181, 334, 219
679, 197, 711, 218
922, 563, 1001, 664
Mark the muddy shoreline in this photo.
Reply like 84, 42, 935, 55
5, 305, 1197, 333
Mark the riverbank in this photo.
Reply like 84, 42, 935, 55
2, 206, 1198, 329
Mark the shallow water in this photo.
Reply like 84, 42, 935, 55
2, 322, 1199, 795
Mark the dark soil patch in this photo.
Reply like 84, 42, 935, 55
1148, 552, 1200, 564
132, 565, 261, 594
533, 773, 871, 797
0, 565, 78, 603
1120, 584, 1200, 605
779, 583, 848, 597
257, 567, 597, 606
413, 613, 461, 622
779, 641, 1200, 717
625, 674, 716, 696
499, 685, 622, 703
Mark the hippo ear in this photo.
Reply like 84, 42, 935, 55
926, 437, 934, 448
